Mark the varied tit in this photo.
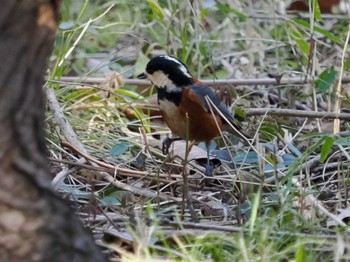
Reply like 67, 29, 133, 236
138, 55, 247, 176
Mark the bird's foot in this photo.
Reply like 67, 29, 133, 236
162, 136, 181, 155
204, 161, 214, 176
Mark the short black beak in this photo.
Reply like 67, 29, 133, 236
137, 72, 147, 79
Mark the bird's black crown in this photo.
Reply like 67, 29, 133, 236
145, 55, 193, 87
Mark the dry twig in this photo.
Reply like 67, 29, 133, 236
53, 76, 350, 87
245, 108, 350, 121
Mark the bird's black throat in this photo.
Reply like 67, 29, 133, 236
157, 87, 182, 106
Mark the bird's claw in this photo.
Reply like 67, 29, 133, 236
162, 136, 172, 155
162, 136, 182, 155
204, 161, 214, 176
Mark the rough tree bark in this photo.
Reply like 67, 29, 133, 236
0, 1, 107, 261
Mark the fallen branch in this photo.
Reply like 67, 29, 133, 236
51, 76, 350, 87
245, 108, 350, 121
124, 102, 350, 121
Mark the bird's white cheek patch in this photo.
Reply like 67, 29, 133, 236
149, 71, 175, 88
148, 71, 183, 92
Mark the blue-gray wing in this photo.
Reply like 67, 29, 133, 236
189, 84, 240, 129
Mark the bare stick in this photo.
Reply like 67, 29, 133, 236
245, 108, 350, 121
47, 88, 88, 154
51, 76, 350, 87
333, 25, 350, 133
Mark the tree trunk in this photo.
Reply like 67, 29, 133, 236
0, 1, 107, 261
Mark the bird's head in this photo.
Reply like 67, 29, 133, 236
137, 55, 193, 91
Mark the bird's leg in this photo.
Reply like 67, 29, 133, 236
162, 136, 182, 155
204, 142, 214, 176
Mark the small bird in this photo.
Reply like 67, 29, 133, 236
137, 55, 247, 176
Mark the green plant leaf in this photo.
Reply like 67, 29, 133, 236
109, 143, 129, 157
344, 59, 350, 71
59, 21, 75, 30
260, 123, 278, 141
100, 196, 121, 206
233, 151, 259, 164
284, 138, 325, 184
199, 8, 209, 21
320, 137, 334, 163
312, 0, 321, 21
117, 88, 145, 100
296, 38, 310, 56
58, 183, 91, 200
315, 67, 337, 93
249, 185, 262, 236
282, 153, 298, 165
216, 2, 247, 21
199, 42, 208, 57
234, 107, 247, 122
147, 0, 164, 21
213, 69, 230, 79
134, 52, 150, 78
288, 23, 310, 56
295, 243, 306, 262
299, 132, 332, 140
335, 136, 350, 146
293, 19, 339, 43
63, 89, 97, 101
